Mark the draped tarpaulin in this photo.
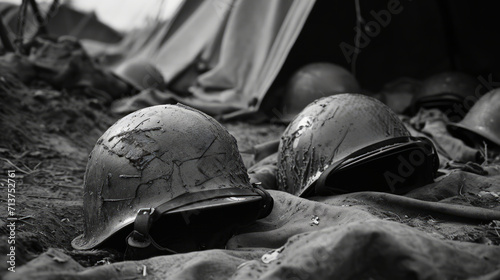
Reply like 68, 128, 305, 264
88, 0, 316, 116
7, 168, 500, 280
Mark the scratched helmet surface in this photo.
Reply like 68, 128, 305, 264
72, 104, 272, 255
277, 94, 439, 197
113, 60, 166, 91
280, 63, 360, 123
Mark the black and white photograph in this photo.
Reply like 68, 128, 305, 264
1, 0, 500, 279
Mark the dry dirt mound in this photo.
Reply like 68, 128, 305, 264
0, 73, 118, 270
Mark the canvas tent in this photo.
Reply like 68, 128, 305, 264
87, 0, 316, 116
86, 0, 500, 119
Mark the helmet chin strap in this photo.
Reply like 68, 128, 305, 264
125, 207, 177, 260
124, 185, 273, 260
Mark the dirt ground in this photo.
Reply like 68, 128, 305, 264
0, 75, 285, 271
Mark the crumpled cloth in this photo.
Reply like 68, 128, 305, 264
7, 168, 500, 280
404, 108, 481, 166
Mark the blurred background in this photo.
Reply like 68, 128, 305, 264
0, 0, 182, 32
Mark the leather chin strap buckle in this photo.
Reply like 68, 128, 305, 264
126, 208, 155, 248
125, 207, 177, 260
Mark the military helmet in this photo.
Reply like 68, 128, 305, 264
72, 104, 273, 259
447, 89, 500, 147
277, 94, 439, 197
279, 63, 360, 123
410, 72, 479, 116
113, 60, 166, 91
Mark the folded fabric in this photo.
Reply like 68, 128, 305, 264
8, 172, 500, 279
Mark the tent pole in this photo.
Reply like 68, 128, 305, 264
46, 0, 60, 21
0, 16, 15, 52
351, 0, 364, 77
16, 0, 29, 53
27, 0, 49, 35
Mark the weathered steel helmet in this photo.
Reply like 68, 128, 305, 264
113, 60, 166, 91
410, 72, 478, 116
72, 104, 273, 259
279, 63, 360, 122
277, 94, 439, 197
447, 89, 500, 147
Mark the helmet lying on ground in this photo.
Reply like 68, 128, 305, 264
72, 104, 273, 259
410, 72, 479, 119
277, 94, 439, 197
279, 62, 360, 123
447, 89, 500, 149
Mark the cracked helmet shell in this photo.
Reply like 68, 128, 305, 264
113, 60, 166, 91
280, 63, 360, 122
277, 94, 411, 196
72, 104, 255, 250
447, 89, 500, 147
